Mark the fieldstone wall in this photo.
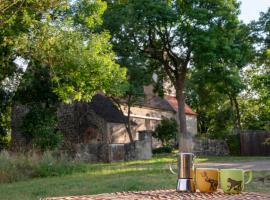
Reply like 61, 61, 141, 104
193, 138, 230, 156
57, 102, 109, 146
74, 132, 152, 162
11, 102, 109, 151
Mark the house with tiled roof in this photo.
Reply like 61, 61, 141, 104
117, 85, 197, 146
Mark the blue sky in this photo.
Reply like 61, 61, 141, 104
239, 0, 270, 23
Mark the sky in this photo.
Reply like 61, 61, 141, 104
239, 0, 270, 23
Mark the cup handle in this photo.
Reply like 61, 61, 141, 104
217, 170, 220, 189
244, 170, 253, 184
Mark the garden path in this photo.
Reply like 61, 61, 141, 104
196, 160, 270, 171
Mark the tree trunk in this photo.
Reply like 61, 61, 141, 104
110, 96, 133, 142
126, 94, 134, 142
228, 94, 241, 132
175, 74, 192, 152
233, 96, 241, 130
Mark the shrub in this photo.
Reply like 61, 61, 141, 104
226, 134, 241, 156
0, 151, 33, 183
21, 105, 63, 151
0, 137, 9, 151
152, 146, 173, 154
153, 118, 177, 146
34, 152, 86, 177
264, 137, 270, 145
0, 151, 86, 183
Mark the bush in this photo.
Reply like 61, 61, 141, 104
152, 146, 173, 154
21, 105, 63, 151
153, 118, 177, 146
226, 134, 241, 156
0, 137, 9, 151
0, 151, 86, 183
34, 152, 85, 177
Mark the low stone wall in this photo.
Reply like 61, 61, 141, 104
193, 138, 230, 156
73, 135, 152, 162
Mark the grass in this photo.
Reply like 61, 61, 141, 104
0, 153, 269, 200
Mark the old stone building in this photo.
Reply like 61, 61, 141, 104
11, 90, 197, 146
11, 84, 198, 160
118, 85, 198, 144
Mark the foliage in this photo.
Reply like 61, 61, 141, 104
185, 23, 254, 138
21, 106, 62, 151
226, 134, 241, 156
152, 146, 173, 154
239, 66, 270, 131
0, 151, 86, 184
34, 152, 86, 177
264, 138, 270, 145
14, 63, 61, 151
153, 118, 177, 146
15, 0, 127, 104
0, 0, 65, 83
239, 9, 270, 131
15, 64, 58, 105
105, 0, 244, 151
0, 0, 127, 151
0, 88, 12, 151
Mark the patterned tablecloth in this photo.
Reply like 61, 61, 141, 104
44, 189, 270, 200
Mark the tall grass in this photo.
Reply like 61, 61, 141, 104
0, 151, 86, 183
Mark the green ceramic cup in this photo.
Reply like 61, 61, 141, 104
220, 169, 253, 194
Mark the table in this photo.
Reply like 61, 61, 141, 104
44, 189, 270, 200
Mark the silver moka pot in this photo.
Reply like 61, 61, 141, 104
170, 153, 196, 192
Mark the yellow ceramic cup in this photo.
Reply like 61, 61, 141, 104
195, 168, 219, 193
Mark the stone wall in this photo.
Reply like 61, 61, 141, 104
74, 132, 152, 162
193, 138, 230, 156
11, 102, 109, 150
58, 102, 109, 145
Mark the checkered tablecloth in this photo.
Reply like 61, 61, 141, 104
43, 189, 270, 200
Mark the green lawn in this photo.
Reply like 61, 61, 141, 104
0, 155, 269, 200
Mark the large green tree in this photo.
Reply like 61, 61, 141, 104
0, 0, 65, 149
16, 0, 127, 103
1, 0, 127, 150
240, 9, 270, 130
105, 0, 242, 152
186, 23, 255, 137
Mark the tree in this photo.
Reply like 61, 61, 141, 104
0, 0, 66, 150
0, 0, 64, 83
239, 8, 270, 131
105, 0, 242, 152
1, 0, 127, 150
16, 1, 127, 103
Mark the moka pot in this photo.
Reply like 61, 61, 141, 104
169, 153, 196, 192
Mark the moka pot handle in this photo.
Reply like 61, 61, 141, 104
169, 160, 178, 175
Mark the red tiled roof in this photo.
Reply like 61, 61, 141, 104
165, 95, 197, 116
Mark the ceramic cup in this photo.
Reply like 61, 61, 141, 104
195, 168, 219, 193
219, 169, 252, 194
